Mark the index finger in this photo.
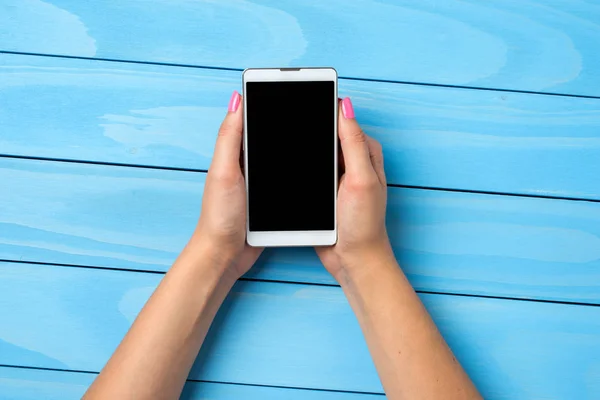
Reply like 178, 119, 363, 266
338, 97, 376, 178
211, 91, 243, 172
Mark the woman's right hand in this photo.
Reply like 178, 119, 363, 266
316, 97, 395, 283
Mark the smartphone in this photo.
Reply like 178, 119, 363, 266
243, 67, 338, 247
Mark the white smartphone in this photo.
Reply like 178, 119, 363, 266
243, 67, 338, 247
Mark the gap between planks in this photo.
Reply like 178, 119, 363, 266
1, 153, 599, 204
1, 258, 599, 309
0, 363, 385, 396
2, 50, 600, 101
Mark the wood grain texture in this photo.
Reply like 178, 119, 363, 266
0, 262, 599, 398
0, 367, 93, 400
1, 157, 599, 303
0, 367, 382, 400
2, 1, 600, 96
2, 53, 600, 199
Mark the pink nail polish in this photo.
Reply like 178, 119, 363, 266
341, 97, 355, 119
228, 91, 240, 112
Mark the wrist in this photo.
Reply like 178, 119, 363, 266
335, 241, 397, 286
179, 235, 241, 284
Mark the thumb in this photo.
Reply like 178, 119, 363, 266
211, 91, 243, 171
338, 97, 374, 178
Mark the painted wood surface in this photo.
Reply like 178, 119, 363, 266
0, 367, 383, 400
1, 157, 599, 303
0, 367, 93, 400
2, 5, 598, 397
3, 53, 600, 200
1, 262, 599, 399
2, 1, 600, 96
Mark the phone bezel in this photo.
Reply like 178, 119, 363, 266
242, 67, 338, 247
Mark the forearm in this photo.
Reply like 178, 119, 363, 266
338, 251, 481, 400
84, 238, 237, 400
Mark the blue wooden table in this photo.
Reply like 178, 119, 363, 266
1, 1, 600, 399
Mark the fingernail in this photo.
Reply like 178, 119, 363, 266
228, 91, 240, 112
341, 97, 355, 119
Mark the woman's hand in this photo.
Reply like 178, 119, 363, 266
317, 97, 394, 282
317, 99, 481, 400
192, 91, 262, 279
85, 92, 263, 400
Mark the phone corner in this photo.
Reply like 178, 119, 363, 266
328, 67, 338, 79
246, 234, 259, 248
241, 68, 253, 84
325, 231, 337, 246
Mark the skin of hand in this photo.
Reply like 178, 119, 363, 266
317, 98, 393, 281
84, 90, 480, 400
83, 91, 259, 400
193, 91, 263, 279
318, 97, 482, 400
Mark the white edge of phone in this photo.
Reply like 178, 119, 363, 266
242, 67, 338, 247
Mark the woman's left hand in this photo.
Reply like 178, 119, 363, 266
192, 91, 262, 279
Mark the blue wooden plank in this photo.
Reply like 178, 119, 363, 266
1, 1, 600, 96
0, 262, 598, 398
0, 367, 381, 399
0, 367, 92, 400
2, 54, 600, 200
1, 157, 599, 303
0, 367, 96, 400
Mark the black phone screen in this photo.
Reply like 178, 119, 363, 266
245, 80, 336, 232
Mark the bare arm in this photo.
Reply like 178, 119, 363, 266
340, 253, 479, 399
84, 91, 260, 399
83, 241, 237, 399
318, 98, 481, 400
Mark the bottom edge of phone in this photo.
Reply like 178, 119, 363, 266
246, 231, 337, 247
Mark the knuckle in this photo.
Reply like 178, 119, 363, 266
373, 140, 383, 155
218, 119, 241, 138
347, 173, 380, 192
368, 137, 383, 154
344, 127, 367, 143
217, 129, 229, 138
211, 168, 241, 186
218, 125, 235, 137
